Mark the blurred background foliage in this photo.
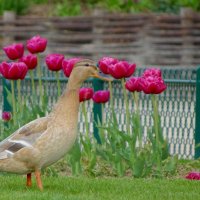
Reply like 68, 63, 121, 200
0, 0, 199, 16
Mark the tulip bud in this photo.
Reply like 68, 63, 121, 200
3, 43, 24, 60
0, 61, 28, 80
185, 172, 200, 180
109, 61, 136, 79
45, 53, 64, 71
19, 54, 38, 70
140, 76, 167, 94
2, 111, 12, 122
125, 77, 143, 92
26, 35, 47, 54
79, 88, 94, 102
98, 57, 118, 74
62, 58, 81, 77
92, 90, 110, 103
142, 68, 162, 78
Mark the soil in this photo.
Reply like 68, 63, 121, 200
25, 4, 54, 17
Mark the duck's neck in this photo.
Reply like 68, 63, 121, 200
66, 76, 83, 91
50, 78, 83, 125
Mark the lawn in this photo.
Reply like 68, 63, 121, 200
0, 175, 199, 200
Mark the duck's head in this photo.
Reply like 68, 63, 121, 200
68, 59, 111, 89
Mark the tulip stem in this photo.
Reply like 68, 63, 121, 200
151, 94, 162, 175
101, 103, 104, 123
82, 102, 89, 139
17, 80, 21, 103
56, 72, 61, 96
17, 80, 22, 113
121, 78, 130, 135
108, 81, 115, 121
37, 55, 43, 104
132, 92, 142, 148
30, 70, 36, 96
11, 80, 16, 125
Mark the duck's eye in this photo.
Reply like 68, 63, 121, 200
85, 63, 89, 67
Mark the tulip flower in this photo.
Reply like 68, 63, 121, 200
185, 172, 200, 180
26, 35, 47, 54
62, 58, 81, 77
109, 60, 136, 135
140, 76, 167, 94
125, 77, 143, 92
0, 61, 28, 125
2, 111, 12, 122
79, 88, 94, 141
92, 90, 110, 104
109, 61, 136, 79
3, 43, 24, 60
45, 53, 64, 71
79, 88, 94, 102
142, 68, 162, 78
26, 35, 47, 101
0, 61, 28, 80
46, 53, 65, 96
98, 57, 118, 74
140, 69, 167, 173
125, 76, 143, 147
19, 53, 38, 70
19, 54, 38, 95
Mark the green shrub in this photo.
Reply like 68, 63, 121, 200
55, 0, 81, 16
0, 0, 29, 15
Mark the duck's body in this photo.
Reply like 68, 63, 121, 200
0, 89, 79, 174
0, 59, 110, 190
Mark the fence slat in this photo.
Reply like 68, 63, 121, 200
92, 79, 104, 144
195, 67, 200, 159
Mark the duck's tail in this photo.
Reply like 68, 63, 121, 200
0, 158, 29, 174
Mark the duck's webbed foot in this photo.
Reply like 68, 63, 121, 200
26, 173, 32, 187
35, 170, 43, 191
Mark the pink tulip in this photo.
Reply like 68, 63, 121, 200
3, 43, 24, 60
142, 68, 162, 78
45, 53, 64, 71
98, 57, 118, 74
62, 58, 81, 77
79, 88, 94, 102
92, 90, 110, 103
19, 53, 38, 70
125, 77, 143, 92
0, 61, 28, 80
185, 172, 200, 180
26, 35, 47, 54
139, 76, 167, 94
2, 111, 12, 122
108, 61, 136, 79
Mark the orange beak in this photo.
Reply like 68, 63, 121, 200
91, 72, 112, 82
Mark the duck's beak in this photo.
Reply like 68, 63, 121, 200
91, 71, 112, 82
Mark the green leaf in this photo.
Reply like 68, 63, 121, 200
195, 143, 200, 149
132, 155, 145, 178
5, 87, 13, 107
163, 155, 178, 174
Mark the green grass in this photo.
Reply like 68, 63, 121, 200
0, 175, 199, 200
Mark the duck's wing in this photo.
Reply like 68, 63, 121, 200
0, 117, 49, 159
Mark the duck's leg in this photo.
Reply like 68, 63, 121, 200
26, 173, 32, 187
35, 170, 43, 191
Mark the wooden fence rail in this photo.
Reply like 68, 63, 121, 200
0, 8, 200, 66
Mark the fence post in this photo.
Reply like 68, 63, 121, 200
2, 11, 15, 115
92, 9, 104, 60
180, 8, 194, 65
92, 79, 103, 144
3, 79, 12, 112
195, 67, 200, 159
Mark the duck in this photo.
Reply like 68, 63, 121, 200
0, 59, 110, 191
